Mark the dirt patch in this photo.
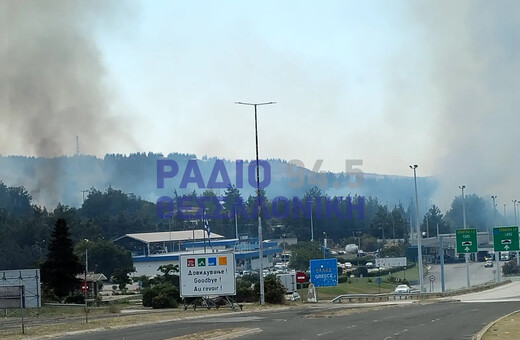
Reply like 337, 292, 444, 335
0, 304, 286, 339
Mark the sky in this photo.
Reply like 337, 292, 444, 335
1, 0, 519, 208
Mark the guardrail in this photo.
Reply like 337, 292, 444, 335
331, 292, 423, 303
331, 280, 512, 304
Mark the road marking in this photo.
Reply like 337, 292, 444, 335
317, 331, 333, 336
394, 329, 408, 336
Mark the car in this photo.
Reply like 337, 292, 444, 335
484, 261, 494, 268
365, 262, 374, 268
394, 284, 411, 294
484, 254, 495, 261
344, 262, 353, 269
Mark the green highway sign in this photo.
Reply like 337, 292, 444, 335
493, 226, 519, 252
456, 228, 478, 253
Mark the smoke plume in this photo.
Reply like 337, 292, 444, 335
0, 0, 136, 206
408, 1, 520, 208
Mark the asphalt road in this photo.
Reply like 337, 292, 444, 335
426, 261, 501, 292
61, 283, 520, 340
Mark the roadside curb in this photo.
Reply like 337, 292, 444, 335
472, 309, 520, 340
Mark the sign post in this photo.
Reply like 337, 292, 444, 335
309, 258, 338, 302
493, 226, 519, 252
456, 228, 478, 254
456, 228, 477, 289
179, 253, 236, 298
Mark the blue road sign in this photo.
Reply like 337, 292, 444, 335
309, 258, 338, 287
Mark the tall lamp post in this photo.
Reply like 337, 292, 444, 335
83, 239, 89, 323
514, 200, 519, 266
491, 196, 497, 240
410, 165, 424, 292
235, 101, 275, 305
491, 196, 500, 282
459, 185, 470, 288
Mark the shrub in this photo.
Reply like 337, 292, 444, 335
151, 293, 178, 309
338, 275, 349, 284
502, 260, 520, 276
63, 292, 85, 304
236, 274, 259, 302
142, 283, 180, 308
262, 274, 286, 304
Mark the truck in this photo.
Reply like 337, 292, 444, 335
276, 272, 296, 293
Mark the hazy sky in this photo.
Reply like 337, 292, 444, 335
1, 0, 519, 206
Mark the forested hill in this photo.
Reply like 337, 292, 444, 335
0, 153, 437, 208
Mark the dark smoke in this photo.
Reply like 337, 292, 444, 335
0, 1, 137, 206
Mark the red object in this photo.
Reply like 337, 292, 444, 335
296, 271, 306, 283
81, 282, 89, 292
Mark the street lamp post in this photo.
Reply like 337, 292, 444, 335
410, 165, 424, 292
460, 185, 470, 288
491, 196, 497, 240
491, 196, 500, 282
236, 101, 275, 306
83, 239, 89, 323
514, 200, 519, 266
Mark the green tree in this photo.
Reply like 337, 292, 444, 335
421, 205, 451, 236
74, 239, 133, 279
445, 194, 492, 232
142, 264, 181, 308
112, 266, 136, 291
288, 241, 322, 270
40, 219, 83, 299
260, 274, 286, 304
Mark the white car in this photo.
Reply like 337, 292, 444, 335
394, 284, 411, 294
365, 262, 374, 268
344, 262, 353, 269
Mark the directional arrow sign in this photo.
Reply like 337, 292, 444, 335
493, 226, 519, 252
456, 228, 478, 253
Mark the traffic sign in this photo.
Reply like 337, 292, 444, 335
309, 258, 338, 287
456, 228, 478, 253
493, 226, 519, 252
179, 253, 236, 297
296, 271, 306, 283
429, 275, 435, 282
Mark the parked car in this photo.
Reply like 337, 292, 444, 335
344, 262, 353, 269
484, 261, 494, 268
394, 284, 411, 294
365, 262, 374, 268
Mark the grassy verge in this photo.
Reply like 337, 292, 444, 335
297, 276, 396, 301
482, 311, 520, 339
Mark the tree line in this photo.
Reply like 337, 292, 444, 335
0, 180, 501, 274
